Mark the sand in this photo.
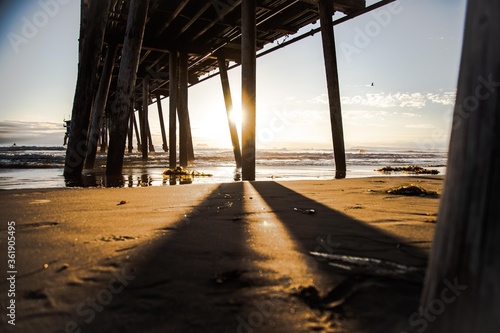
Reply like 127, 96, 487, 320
0, 176, 444, 333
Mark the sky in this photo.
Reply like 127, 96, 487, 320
0, 0, 467, 150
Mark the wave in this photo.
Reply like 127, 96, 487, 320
0, 146, 447, 169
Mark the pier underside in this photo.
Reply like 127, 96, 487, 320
65, 0, 395, 180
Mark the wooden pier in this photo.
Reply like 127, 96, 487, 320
64, 0, 394, 181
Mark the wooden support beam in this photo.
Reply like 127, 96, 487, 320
421, 1, 500, 332
155, 0, 190, 37
99, 117, 107, 153
127, 110, 134, 153
64, 0, 112, 178
174, 2, 213, 39
106, 0, 150, 176
141, 77, 149, 160
132, 111, 141, 151
84, 43, 118, 169
169, 50, 178, 168
241, 0, 257, 181
189, 0, 242, 42
318, 0, 346, 179
186, 114, 195, 163
147, 117, 155, 152
218, 56, 242, 169
178, 51, 189, 167
156, 94, 168, 152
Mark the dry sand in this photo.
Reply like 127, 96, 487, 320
0, 176, 444, 333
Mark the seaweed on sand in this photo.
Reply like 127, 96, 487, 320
162, 166, 212, 177
386, 184, 438, 197
376, 165, 439, 175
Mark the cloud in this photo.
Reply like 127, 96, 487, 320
402, 112, 421, 117
333, 91, 456, 109
0, 120, 65, 145
343, 110, 392, 121
341, 92, 427, 109
307, 94, 328, 105
426, 91, 456, 106
405, 124, 435, 129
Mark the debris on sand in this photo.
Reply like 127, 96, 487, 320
386, 184, 438, 197
376, 165, 439, 175
294, 207, 316, 214
162, 166, 213, 177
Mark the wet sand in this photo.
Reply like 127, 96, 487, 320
0, 176, 443, 332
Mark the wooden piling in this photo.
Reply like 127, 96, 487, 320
421, 1, 500, 331
106, 0, 150, 176
318, 0, 346, 179
141, 77, 149, 160
84, 43, 117, 169
99, 117, 107, 153
186, 112, 195, 163
241, 0, 257, 181
178, 51, 189, 167
64, 0, 112, 178
127, 110, 134, 153
156, 94, 169, 152
132, 111, 141, 151
147, 118, 155, 152
217, 55, 242, 169
169, 50, 178, 168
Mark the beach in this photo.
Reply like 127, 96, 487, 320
0, 176, 443, 332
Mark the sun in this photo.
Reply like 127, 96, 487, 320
228, 103, 242, 133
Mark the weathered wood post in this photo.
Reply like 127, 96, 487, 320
420, 1, 500, 332
132, 110, 141, 151
141, 77, 149, 160
186, 112, 195, 163
106, 0, 149, 176
64, 0, 112, 178
241, 0, 257, 180
127, 110, 134, 153
169, 50, 178, 168
147, 118, 155, 152
84, 43, 118, 169
218, 55, 242, 169
178, 51, 189, 167
156, 94, 169, 152
318, 0, 346, 179
99, 117, 107, 153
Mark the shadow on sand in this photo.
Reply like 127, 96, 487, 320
71, 181, 428, 333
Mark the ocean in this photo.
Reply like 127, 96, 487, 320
0, 146, 447, 190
